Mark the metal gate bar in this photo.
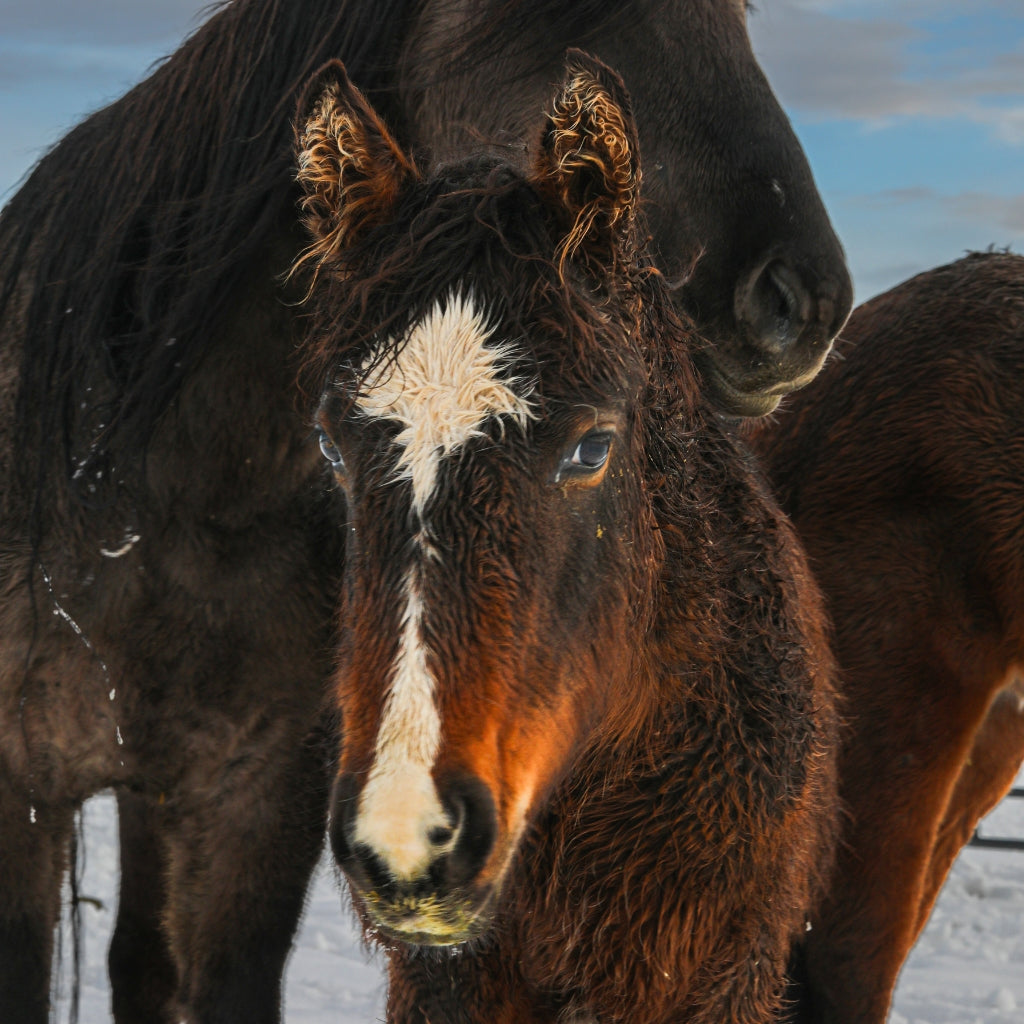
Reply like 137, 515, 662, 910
968, 787, 1024, 851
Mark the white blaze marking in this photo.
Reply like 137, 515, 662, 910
352, 292, 532, 879
354, 571, 450, 879
354, 291, 534, 516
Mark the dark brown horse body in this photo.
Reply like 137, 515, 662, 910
0, 2, 850, 1021
749, 251, 1024, 1024
298, 56, 839, 1024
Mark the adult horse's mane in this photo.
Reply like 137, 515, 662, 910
0, 0, 630, 502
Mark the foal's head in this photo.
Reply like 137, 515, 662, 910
295, 54, 693, 946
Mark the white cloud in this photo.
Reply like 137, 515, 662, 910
856, 186, 1024, 232
0, 0, 210, 45
945, 192, 1024, 232
777, 0, 1019, 16
750, 0, 1024, 143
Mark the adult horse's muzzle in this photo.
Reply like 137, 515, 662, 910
691, 249, 854, 418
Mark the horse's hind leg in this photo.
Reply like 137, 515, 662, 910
801, 659, 1002, 1024
0, 781, 74, 1024
109, 790, 177, 1023
162, 726, 331, 1024
917, 676, 1024, 933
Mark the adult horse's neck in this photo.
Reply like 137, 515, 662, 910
3, 0, 629, 504
2, 0, 422, 502
399, 1, 630, 163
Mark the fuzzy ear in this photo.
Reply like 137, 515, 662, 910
534, 50, 642, 268
294, 60, 417, 265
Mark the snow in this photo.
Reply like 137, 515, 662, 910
53, 799, 387, 1023
57, 772, 1024, 1023
889, 778, 1024, 1024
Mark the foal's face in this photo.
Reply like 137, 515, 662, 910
296, 52, 659, 945
321, 291, 649, 943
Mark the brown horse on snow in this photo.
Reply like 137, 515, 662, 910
749, 250, 1024, 1024
0, 2, 851, 1021
295, 55, 839, 1024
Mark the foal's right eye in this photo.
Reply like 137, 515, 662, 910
571, 432, 612, 471
554, 426, 617, 486
318, 430, 344, 469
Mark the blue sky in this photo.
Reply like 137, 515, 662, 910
747, 0, 1024, 298
1, 0, 1021, 304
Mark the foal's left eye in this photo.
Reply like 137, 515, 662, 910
570, 432, 612, 471
318, 430, 344, 468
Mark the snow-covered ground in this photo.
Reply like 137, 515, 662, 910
889, 778, 1024, 1024
57, 771, 1024, 1023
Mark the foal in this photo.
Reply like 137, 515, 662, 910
750, 250, 1024, 1024
295, 55, 839, 1023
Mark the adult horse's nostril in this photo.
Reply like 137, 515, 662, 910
734, 258, 814, 357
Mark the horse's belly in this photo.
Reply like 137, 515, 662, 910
0, 631, 128, 801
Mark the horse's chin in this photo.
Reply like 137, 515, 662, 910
359, 888, 497, 949
697, 358, 783, 418
372, 925, 476, 949
696, 351, 829, 419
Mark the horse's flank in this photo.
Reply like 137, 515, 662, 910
750, 249, 1024, 1024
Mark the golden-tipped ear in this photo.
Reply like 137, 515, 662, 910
534, 50, 642, 268
294, 59, 417, 268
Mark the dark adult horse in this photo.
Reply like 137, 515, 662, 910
749, 250, 1024, 1024
0, 2, 849, 1021
296, 54, 839, 1023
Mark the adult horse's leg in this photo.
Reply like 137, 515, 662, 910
801, 647, 1006, 1023
918, 676, 1024, 932
161, 720, 332, 1024
0, 785, 74, 1023
109, 791, 177, 1023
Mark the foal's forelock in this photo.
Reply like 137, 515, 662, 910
349, 290, 536, 879
353, 291, 535, 516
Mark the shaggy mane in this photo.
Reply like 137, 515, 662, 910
0, 0, 635, 508
295, 153, 698, 429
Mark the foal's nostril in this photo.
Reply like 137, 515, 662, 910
330, 769, 498, 892
349, 843, 398, 892
427, 824, 455, 847
437, 774, 497, 889
330, 773, 404, 892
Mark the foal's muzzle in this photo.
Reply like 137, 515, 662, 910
330, 771, 499, 944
